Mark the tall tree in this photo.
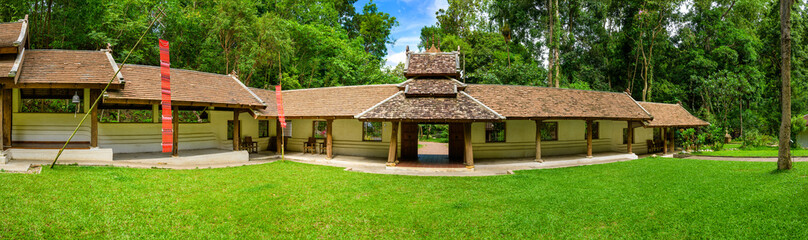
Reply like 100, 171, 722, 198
778, 0, 793, 170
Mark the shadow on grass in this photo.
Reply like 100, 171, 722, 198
770, 168, 793, 174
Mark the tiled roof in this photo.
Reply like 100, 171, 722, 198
0, 54, 14, 77
17, 50, 123, 87
464, 85, 654, 120
401, 78, 463, 97
405, 52, 459, 77
638, 102, 709, 127
0, 21, 24, 48
355, 91, 503, 121
105, 64, 265, 108
252, 85, 400, 118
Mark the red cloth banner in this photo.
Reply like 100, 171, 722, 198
276, 85, 286, 128
160, 39, 172, 153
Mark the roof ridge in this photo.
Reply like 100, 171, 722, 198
230, 75, 267, 108
274, 84, 401, 92
637, 101, 681, 106
28, 49, 107, 53
122, 64, 238, 78
625, 92, 653, 120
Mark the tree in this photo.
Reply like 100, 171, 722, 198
350, 1, 398, 60
778, 0, 793, 170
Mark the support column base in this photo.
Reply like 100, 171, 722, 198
386, 162, 396, 167
586, 156, 593, 159
0, 151, 7, 164
534, 158, 543, 163
465, 165, 474, 169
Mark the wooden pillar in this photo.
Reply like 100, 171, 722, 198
627, 121, 634, 154
276, 119, 283, 152
387, 121, 399, 166
463, 122, 474, 168
2, 88, 11, 148
326, 119, 333, 159
0, 87, 4, 151
90, 90, 99, 148
534, 119, 543, 162
233, 110, 240, 151
172, 106, 179, 157
586, 120, 593, 158
662, 127, 668, 154
671, 128, 676, 152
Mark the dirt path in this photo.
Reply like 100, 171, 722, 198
418, 141, 448, 155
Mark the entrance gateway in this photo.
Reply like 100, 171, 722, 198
399, 123, 464, 165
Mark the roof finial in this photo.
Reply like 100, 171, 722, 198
106, 43, 112, 52
406, 45, 409, 53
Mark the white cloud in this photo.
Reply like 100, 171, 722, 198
385, 50, 408, 67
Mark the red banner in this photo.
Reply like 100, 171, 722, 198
276, 85, 286, 128
160, 39, 172, 153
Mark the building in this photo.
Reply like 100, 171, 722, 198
0, 18, 708, 168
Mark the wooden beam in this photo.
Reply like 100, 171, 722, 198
586, 120, 593, 158
627, 121, 634, 154
464, 123, 474, 168
535, 119, 542, 162
3, 88, 11, 148
233, 110, 240, 151
326, 119, 333, 159
662, 127, 667, 154
172, 106, 179, 157
387, 121, 399, 166
90, 90, 100, 148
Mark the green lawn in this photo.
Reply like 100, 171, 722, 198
1, 158, 807, 238
693, 146, 808, 157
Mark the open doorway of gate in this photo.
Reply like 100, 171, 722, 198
417, 123, 449, 163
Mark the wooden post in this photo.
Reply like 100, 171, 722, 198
326, 119, 333, 159
662, 127, 668, 154
276, 119, 283, 153
90, 90, 99, 148
172, 106, 179, 157
152, 104, 159, 123
671, 128, 676, 152
627, 121, 634, 154
387, 121, 399, 166
463, 122, 474, 168
586, 120, 593, 158
534, 119, 542, 162
0, 87, 4, 151
233, 110, 240, 151
3, 88, 12, 148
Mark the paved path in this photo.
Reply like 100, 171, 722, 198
418, 141, 448, 155
685, 156, 808, 162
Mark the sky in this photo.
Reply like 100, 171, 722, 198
353, 0, 449, 68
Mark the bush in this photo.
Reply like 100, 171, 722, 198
791, 116, 807, 149
680, 128, 696, 151
741, 129, 776, 149
707, 125, 724, 151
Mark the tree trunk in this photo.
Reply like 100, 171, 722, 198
778, 0, 793, 170
553, 0, 560, 85
547, 0, 554, 87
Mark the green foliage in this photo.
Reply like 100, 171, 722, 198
741, 129, 776, 149
680, 128, 696, 151
791, 115, 807, 149
707, 124, 725, 151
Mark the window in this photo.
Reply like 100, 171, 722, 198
282, 121, 292, 137
363, 122, 383, 141
259, 120, 270, 138
99, 109, 153, 123
541, 122, 558, 141
623, 128, 635, 144
227, 120, 241, 140
585, 122, 600, 139
21, 99, 82, 113
313, 121, 327, 139
485, 122, 506, 142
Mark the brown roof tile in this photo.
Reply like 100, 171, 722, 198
0, 21, 24, 48
405, 52, 459, 77
638, 102, 709, 127
356, 91, 503, 121
106, 64, 265, 108
17, 50, 122, 86
252, 85, 400, 118
464, 85, 653, 120
402, 78, 463, 97
0, 54, 14, 77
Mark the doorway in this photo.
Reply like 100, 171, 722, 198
399, 123, 465, 165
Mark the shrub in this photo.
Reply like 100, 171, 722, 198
741, 129, 776, 149
707, 125, 724, 151
680, 128, 696, 151
791, 116, 807, 149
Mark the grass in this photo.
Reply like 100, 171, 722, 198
1, 158, 807, 238
693, 145, 808, 157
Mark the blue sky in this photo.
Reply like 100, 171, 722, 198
353, 0, 448, 67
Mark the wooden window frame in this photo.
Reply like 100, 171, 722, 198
258, 120, 270, 138
312, 120, 328, 139
541, 122, 559, 141
362, 122, 383, 142
485, 122, 506, 143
